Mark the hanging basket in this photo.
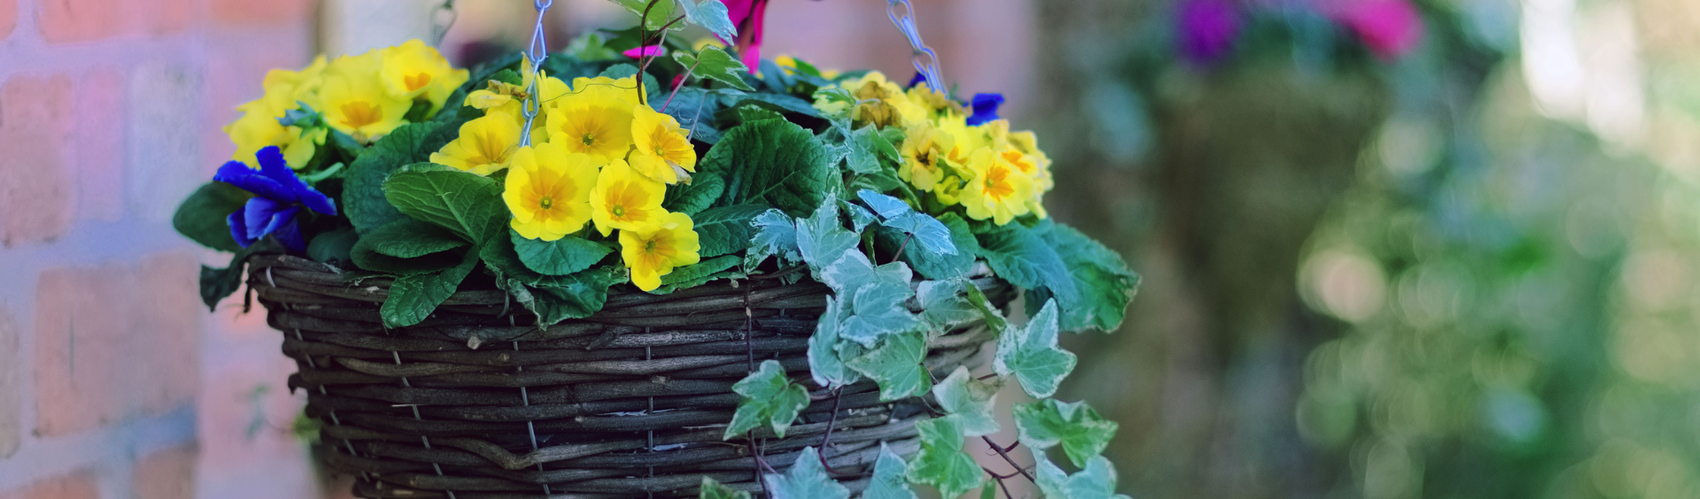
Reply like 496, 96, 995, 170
250, 254, 1014, 498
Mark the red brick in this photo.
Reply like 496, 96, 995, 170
34, 252, 201, 436
0, 472, 99, 499
0, 0, 15, 40
75, 68, 126, 223
36, 0, 123, 44
134, 445, 198, 499
0, 74, 77, 247
210, 0, 309, 27
130, 0, 195, 35
0, 307, 18, 459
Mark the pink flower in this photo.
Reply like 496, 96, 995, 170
1330, 0, 1423, 60
623, 45, 668, 59
720, 0, 770, 70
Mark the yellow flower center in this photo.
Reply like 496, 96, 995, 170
539, 196, 553, 210
405, 72, 433, 92
339, 101, 383, 130
582, 133, 596, 146
645, 239, 657, 252
612, 205, 625, 218
984, 168, 1014, 201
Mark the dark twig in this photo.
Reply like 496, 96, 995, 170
981, 436, 1036, 483
889, 233, 914, 264
816, 387, 845, 474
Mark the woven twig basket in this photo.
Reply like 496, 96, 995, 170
247, 254, 1013, 498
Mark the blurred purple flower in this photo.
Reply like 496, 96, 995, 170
1177, 0, 1242, 65
1330, 0, 1423, 60
966, 93, 1005, 126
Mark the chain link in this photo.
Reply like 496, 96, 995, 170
886, 0, 944, 94
430, 0, 458, 47
519, 0, 555, 147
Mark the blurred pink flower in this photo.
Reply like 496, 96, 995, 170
1330, 0, 1423, 60
720, 0, 770, 70
1177, 0, 1242, 65
623, 45, 667, 58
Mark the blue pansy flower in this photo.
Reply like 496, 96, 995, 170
965, 93, 1004, 126
213, 146, 336, 252
907, 72, 928, 89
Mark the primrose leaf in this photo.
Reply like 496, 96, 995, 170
846, 330, 931, 402
725, 359, 810, 440
678, 0, 738, 41
906, 415, 985, 499
934, 366, 1002, 437
173, 182, 251, 253
764, 447, 851, 499
382, 169, 509, 243
700, 119, 835, 216
363, 218, 470, 258
663, 170, 725, 216
976, 222, 1075, 302
650, 254, 742, 294
511, 231, 613, 276
1039, 221, 1140, 333
693, 204, 768, 258
994, 299, 1076, 399
380, 250, 479, 328
807, 297, 861, 388
1014, 398, 1120, 468
697, 476, 752, 499
862, 443, 920, 499
676, 46, 756, 91
917, 280, 982, 331
1035, 457, 1132, 499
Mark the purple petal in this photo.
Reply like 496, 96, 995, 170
256, 146, 337, 215
907, 73, 928, 89
966, 93, 1004, 126
227, 210, 254, 248
214, 160, 294, 201
244, 197, 289, 240
270, 218, 307, 253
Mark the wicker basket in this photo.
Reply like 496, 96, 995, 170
246, 254, 1014, 498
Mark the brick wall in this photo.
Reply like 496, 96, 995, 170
0, 0, 329, 497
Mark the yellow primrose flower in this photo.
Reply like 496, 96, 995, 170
590, 159, 667, 236
379, 39, 470, 113
546, 90, 637, 165
628, 104, 697, 184
906, 85, 964, 118
430, 111, 522, 175
248, 55, 327, 114
960, 148, 1035, 225
319, 52, 412, 140
933, 176, 965, 206
932, 114, 978, 167
226, 111, 326, 170
898, 121, 953, 191
504, 143, 598, 241
620, 211, 701, 292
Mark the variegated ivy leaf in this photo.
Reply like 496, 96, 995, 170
795, 194, 859, 274
856, 190, 956, 257
698, 476, 751, 499
746, 209, 801, 271
1013, 399, 1119, 468
674, 46, 756, 92
862, 442, 920, 499
607, 0, 677, 31
1034, 457, 1132, 499
764, 447, 851, 499
934, 366, 1002, 437
906, 415, 984, 499
917, 279, 981, 331
676, 0, 737, 42
993, 299, 1076, 398
842, 280, 923, 346
821, 251, 911, 295
846, 330, 931, 401
842, 199, 878, 232
807, 297, 860, 388
724, 360, 810, 440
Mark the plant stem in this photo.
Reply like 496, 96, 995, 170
981, 436, 1036, 483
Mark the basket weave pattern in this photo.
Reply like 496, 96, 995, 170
247, 254, 1013, 498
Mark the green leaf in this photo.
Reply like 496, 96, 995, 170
700, 119, 836, 217
608, 0, 678, 31
747, 209, 801, 270
857, 190, 956, 257
993, 299, 1076, 399
528, 268, 620, 325
565, 32, 621, 62
725, 359, 810, 440
345, 122, 445, 233
676, 46, 755, 91
173, 182, 251, 253
380, 250, 480, 328
512, 231, 612, 276
934, 366, 1002, 437
694, 204, 767, 258
976, 223, 1076, 300
795, 196, 859, 272
1034, 457, 1132, 499
842, 201, 878, 233
840, 125, 899, 174
697, 476, 751, 499
307, 227, 358, 267
963, 282, 1009, 332
843, 278, 922, 346
364, 218, 471, 258
820, 250, 910, 296
862, 443, 919, 499
906, 415, 984, 499
894, 213, 980, 280
807, 297, 860, 388
728, 93, 822, 118
1014, 399, 1119, 468
846, 330, 930, 402
764, 447, 851, 499
1040, 222, 1140, 333
198, 239, 284, 310
917, 279, 981, 331
383, 168, 510, 242
350, 237, 463, 275
677, 0, 737, 46
650, 254, 742, 294
663, 170, 725, 216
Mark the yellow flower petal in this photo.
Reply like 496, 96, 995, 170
431, 111, 522, 175
589, 160, 667, 237
619, 211, 701, 291
504, 143, 599, 241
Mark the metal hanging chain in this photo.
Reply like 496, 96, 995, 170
886, 0, 944, 94
430, 0, 458, 47
519, 0, 555, 148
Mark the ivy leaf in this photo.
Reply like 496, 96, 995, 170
1038, 222, 1140, 333
700, 119, 835, 216
795, 196, 859, 272
694, 204, 768, 258
607, 0, 677, 31
963, 283, 1009, 332
842, 200, 878, 233
698, 476, 751, 499
676, 46, 756, 91
905, 415, 984, 499
173, 182, 251, 253
1013, 398, 1119, 468
934, 366, 1002, 437
820, 250, 910, 296
862, 442, 920, 499
888, 213, 979, 281
747, 209, 802, 270
383, 168, 509, 242
663, 170, 725, 216
1034, 457, 1132, 499
511, 231, 613, 276
725, 359, 810, 440
856, 190, 955, 257
677, 0, 737, 41
807, 297, 860, 388
976, 223, 1076, 301
846, 330, 930, 402
917, 280, 981, 331
994, 299, 1076, 399
363, 218, 470, 258
380, 250, 479, 328
764, 447, 851, 499
842, 280, 923, 347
